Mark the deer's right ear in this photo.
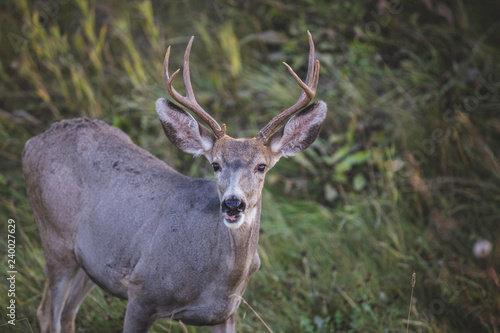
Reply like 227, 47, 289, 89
156, 98, 216, 157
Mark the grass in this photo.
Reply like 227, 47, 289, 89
1, 0, 500, 332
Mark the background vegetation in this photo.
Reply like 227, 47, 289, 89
1, 0, 499, 332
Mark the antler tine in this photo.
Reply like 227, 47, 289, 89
257, 31, 320, 142
182, 36, 197, 101
163, 36, 226, 139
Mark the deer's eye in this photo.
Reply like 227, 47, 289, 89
256, 164, 267, 173
212, 162, 221, 172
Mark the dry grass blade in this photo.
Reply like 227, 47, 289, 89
232, 295, 274, 333
179, 320, 189, 333
407, 271, 416, 333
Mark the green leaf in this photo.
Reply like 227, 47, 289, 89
323, 145, 350, 165
353, 173, 367, 191
342, 151, 370, 166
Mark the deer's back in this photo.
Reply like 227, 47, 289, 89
23, 118, 173, 184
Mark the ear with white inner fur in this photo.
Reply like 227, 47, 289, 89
156, 98, 216, 157
266, 101, 327, 157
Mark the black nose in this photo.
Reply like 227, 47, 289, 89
222, 197, 246, 214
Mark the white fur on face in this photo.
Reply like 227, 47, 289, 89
219, 168, 262, 230
221, 169, 246, 229
221, 170, 246, 203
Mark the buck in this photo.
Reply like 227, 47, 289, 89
23, 32, 327, 332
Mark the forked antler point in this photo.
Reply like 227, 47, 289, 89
256, 32, 320, 141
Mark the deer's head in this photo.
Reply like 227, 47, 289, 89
156, 32, 327, 229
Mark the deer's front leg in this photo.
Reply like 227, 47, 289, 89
210, 313, 236, 333
123, 297, 155, 333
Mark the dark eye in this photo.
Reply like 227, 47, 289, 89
212, 162, 221, 172
256, 164, 267, 173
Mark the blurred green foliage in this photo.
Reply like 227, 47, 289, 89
1, 0, 500, 332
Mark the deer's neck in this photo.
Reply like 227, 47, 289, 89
228, 203, 261, 252
219, 198, 261, 283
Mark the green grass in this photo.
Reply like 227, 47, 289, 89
1, 0, 500, 332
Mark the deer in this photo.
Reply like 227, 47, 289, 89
22, 31, 327, 333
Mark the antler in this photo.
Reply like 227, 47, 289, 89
256, 31, 320, 141
163, 36, 226, 139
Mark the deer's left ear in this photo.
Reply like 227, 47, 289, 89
266, 101, 327, 157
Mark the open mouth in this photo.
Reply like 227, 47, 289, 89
224, 214, 241, 223
222, 209, 248, 229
